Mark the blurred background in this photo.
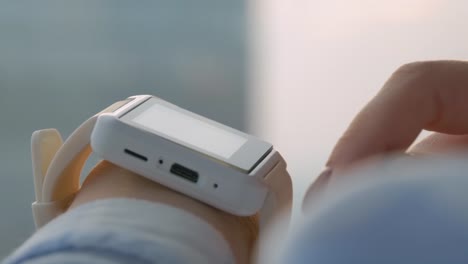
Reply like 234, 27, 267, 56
1, 0, 468, 257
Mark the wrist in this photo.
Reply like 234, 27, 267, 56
69, 161, 257, 263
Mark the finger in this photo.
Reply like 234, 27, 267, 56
409, 133, 468, 155
328, 60, 468, 168
305, 132, 468, 211
302, 167, 333, 211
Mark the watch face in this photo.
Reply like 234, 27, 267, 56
132, 102, 248, 159
121, 97, 272, 172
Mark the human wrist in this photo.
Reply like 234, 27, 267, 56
69, 161, 257, 263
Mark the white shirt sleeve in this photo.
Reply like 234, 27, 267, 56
4, 198, 235, 264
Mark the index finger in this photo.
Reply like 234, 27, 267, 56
327, 60, 468, 168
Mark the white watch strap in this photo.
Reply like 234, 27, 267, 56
259, 157, 292, 231
31, 129, 63, 202
31, 100, 129, 228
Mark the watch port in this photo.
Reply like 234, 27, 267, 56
170, 163, 199, 183
124, 149, 148, 162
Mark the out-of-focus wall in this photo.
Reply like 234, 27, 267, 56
250, 0, 468, 215
0, 1, 246, 257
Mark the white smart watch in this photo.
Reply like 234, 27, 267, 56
31, 95, 292, 231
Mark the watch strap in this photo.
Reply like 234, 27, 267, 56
259, 156, 292, 231
31, 100, 129, 228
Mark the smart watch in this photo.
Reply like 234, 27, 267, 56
31, 95, 292, 231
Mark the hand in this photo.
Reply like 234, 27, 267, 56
305, 60, 468, 203
69, 161, 258, 264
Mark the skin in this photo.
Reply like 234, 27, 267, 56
305, 60, 468, 203
328, 60, 468, 166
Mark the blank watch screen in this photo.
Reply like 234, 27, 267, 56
132, 103, 247, 159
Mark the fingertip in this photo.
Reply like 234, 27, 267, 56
302, 167, 333, 213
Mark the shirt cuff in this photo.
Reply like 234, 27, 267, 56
5, 198, 235, 264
